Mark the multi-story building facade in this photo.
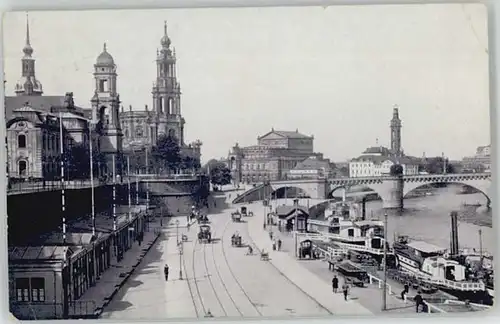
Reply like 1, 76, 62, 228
5, 16, 124, 180
6, 95, 91, 180
349, 106, 419, 177
287, 155, 335, 179
119, 23, 201, 162
227, 129, 327, 184
462, 144, 491, 172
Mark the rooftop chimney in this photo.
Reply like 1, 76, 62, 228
450, 211, 459, 255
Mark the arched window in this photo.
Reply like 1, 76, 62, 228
168, 129, 176, 139
98, 79, 108, 92
167, 98, 174, 115
18, 134, 26, 148
159, 97, 164, 114
18, 160, 27, 176
136, 126, 144, 138
99, 106, 107, 123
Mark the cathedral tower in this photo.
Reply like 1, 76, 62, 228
151, 22, 185, 145
90, 43, 123, 171
14, 14, 43, 96
390, 105, 402, 157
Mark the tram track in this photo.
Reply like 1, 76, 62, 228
239, 213, 334, 316
189, 228, 209, 317
213, 218, 264, 317
201, 226, 228, 316
183, 229, 201, 318
186, 214, 265, 318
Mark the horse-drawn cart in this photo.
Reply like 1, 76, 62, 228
298, 240, 317, 259
231, 233, 243, 247
197, 214, 209, 224
198, 225, 212, 243
231, 211, 242, 222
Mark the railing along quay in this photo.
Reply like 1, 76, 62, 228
7, 179, 113, 195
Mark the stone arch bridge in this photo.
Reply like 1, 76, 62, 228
232, 173, 492, 210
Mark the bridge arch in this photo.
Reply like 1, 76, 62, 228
270, 184, 315, 199
328, 185, 382, 200
403, 180, 491, 206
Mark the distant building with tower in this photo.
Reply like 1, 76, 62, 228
349, 106, 419, 177
90, 43, 123, 173
4, 16, 97, 180
119, 22, 201, 161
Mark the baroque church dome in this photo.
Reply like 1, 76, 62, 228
95, 43, 115, 66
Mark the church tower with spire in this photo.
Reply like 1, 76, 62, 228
151, 22, 185, 145
390, 105, 402, 157
14, 14, 43, 96
90, 43, 123, 173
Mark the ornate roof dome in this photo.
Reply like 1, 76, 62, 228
160, 21, 171, 48
96, 43, 115, 66
15, 76, 43, 96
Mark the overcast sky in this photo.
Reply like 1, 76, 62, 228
3, 4, 489, 163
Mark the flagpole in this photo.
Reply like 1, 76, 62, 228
112, 154, 117, 257
112, 154, 117, 232
145, 147, 150, 231
127, 156, 131, 222
89, 122, 95, 235
136, 175, 139, 205
59, 112, 66, 244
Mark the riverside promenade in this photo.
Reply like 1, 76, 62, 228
243, 202, 373, 316
101, 216, 197, 319
76, 218, 163, 317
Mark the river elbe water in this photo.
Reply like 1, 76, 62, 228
362, 184, 494, 254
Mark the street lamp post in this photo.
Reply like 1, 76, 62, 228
382, 213, 388, 311
176, 219, 183, 280
479, 228, 483, 267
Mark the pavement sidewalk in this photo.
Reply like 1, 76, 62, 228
99, 215, 198, 320
245, 208, 373, 316
79, 219, 163, 317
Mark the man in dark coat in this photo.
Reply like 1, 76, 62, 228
332, 275, 339, 293
401, 282, 409, 301
414, 292, 423, 312
342, 281, 349, 301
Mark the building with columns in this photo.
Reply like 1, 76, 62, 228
119, 22, 201, 161
226, 129, 327, 184
349, 106, 419, 177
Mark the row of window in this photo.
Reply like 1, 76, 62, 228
15, 160, 60, 177
123, 127, 145, 138
15, 278, 45, 302
16, 133, 61, 152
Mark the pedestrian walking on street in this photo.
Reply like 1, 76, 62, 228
164, 264, 169, 281
272, 240, 276, 251
414, 291, 423, 313
277, 239, 282, 251
342, 282, 349, 301
332, 275, 339, 293
401, 282, 409, 302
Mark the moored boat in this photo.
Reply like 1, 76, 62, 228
393, 235, 492, 305
307, 201, 391, 259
